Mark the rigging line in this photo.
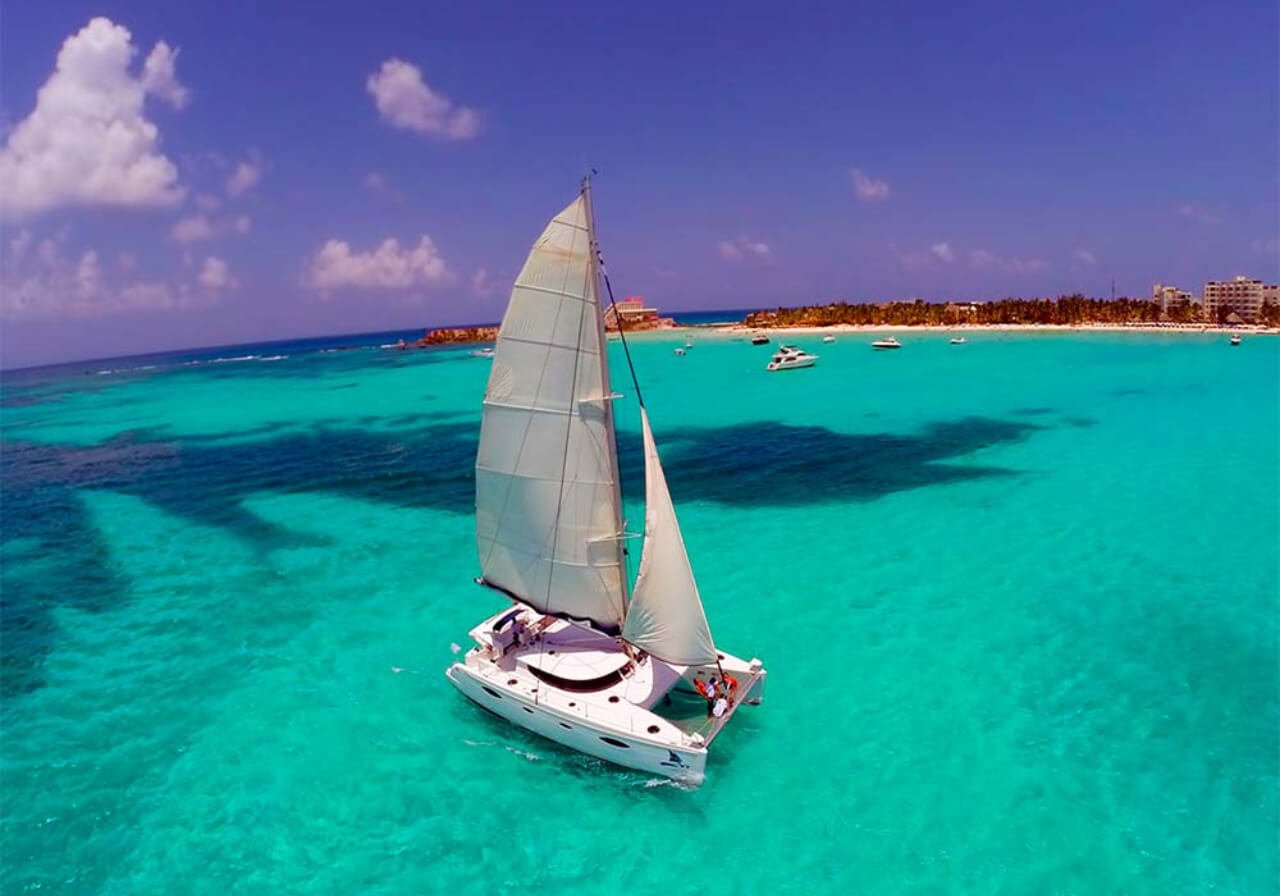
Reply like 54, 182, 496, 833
592, 226, 645, 409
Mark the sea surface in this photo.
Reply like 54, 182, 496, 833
2, 329, 1277, 895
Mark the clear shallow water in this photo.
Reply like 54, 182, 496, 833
2, 330, 1276, 895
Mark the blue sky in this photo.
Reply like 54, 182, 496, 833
1, 0, 1276, 368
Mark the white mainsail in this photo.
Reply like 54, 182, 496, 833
621, 408, 718, 666
474, 192, 628, 629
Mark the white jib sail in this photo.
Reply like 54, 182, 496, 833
474, 193, 628, 629
621, 408, 718, 666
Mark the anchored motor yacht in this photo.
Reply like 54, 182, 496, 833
766, 345, 818, 371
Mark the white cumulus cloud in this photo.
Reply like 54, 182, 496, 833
718, 237, 771, 261
849, 168, 891, 201
931, 242, 956, 263
0, 17, 188, 220
305, 235, 453, 291
366, 59, 481, 140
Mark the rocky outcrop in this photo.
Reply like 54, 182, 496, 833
418, 326, 499, 346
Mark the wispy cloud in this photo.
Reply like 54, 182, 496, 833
718, 236, 771, 261
849, 168, 891, 201
169, 212, 252, 243
226, 152, 263, 197
968, 247, 1046, 273
1178, 203, 1220, 225
363, 171, 404, 204
1074, 248, 1097, 266
198, 256, 237, 290
170, 214, 216, 244
1250, 237, 1279, 257
2, 228, 213, 320
471, 267, 496, 297
931, 242, 955, 263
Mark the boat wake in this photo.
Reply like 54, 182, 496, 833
463, 738, 542, 763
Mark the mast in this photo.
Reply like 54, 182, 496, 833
581, 175, 631, 606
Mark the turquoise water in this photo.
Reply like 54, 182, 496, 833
3, 331, 1277, 894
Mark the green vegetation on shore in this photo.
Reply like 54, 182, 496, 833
744, 295, 1280, 328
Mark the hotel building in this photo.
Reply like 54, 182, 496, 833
1202, 276, 1279, 322
1152, 283, 1195, 314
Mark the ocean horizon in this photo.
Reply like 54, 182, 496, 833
1, 308, 762, 377
2, 329, 1276, 894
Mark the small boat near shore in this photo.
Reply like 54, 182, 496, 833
470, 347, 496, 358
872, 337, 902, 350
822, 335, 836, 343
751, 333, 770, 345
950, 336, 966, 345
1230, 334, 1242, 346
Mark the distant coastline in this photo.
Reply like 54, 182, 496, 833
413, 300, 1280, 347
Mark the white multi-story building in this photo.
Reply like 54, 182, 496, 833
1203, 275, 1278, 322
1152, 283, 1194, 314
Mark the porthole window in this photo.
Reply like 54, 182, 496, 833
608, 696, 620, 704
647, 725, 660, 734
507, 678, 518, 686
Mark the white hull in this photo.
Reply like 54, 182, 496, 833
447, 605, 765, 784
766, 357, 816, 371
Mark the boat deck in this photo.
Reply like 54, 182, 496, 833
656, 664, 766, 745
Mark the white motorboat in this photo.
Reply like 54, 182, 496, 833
822, 335, 836, 343
673, 347, 686, 356
447, 180, 766, 785
872, 337, 902, 350
766, 346, 818, 371
470, 347, 496, 358
949, 336, 966, 345
1230, 334, 1242, 346
750, 333, 769, 345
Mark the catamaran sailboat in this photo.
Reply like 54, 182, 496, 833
446, 181, 767, 784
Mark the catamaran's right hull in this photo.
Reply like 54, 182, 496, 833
446, 662, 709, 783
